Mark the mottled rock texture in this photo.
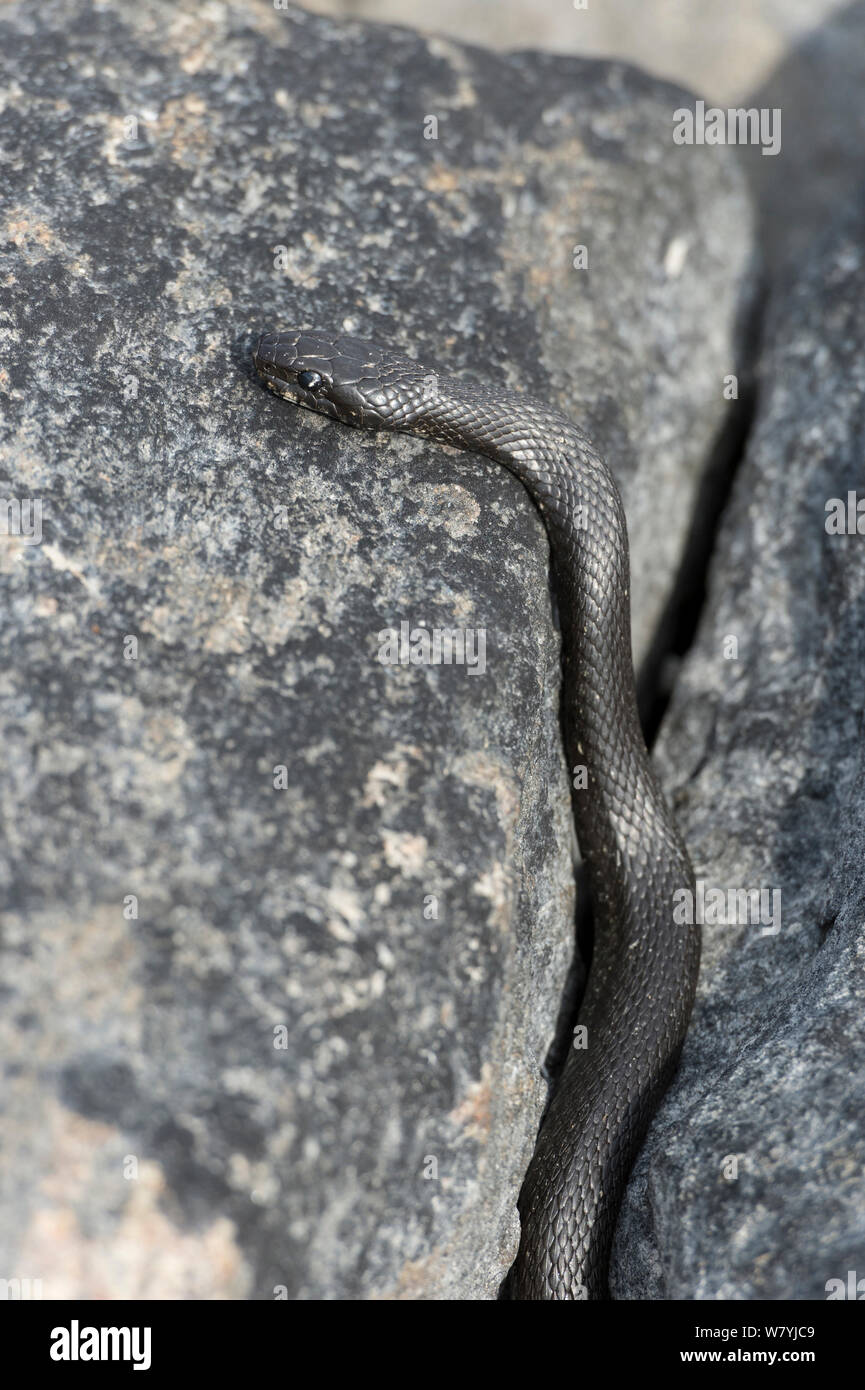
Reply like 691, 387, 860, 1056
746, 0, 865, 279
0, 0, 753, 1297
612, 204, 865, 1301
304, 0, 851, 103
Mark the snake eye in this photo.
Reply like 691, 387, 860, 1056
297, 370, 325, 393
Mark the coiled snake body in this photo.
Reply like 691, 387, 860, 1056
254, 329, 700, 1300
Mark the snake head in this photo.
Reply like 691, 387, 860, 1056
254, 329, 434, 429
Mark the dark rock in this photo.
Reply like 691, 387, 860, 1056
0, 0, 754, 1297
612, 202, 865, 1301
745, 0, 865, 284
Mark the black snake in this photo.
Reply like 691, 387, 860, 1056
254, 328, 701, 1300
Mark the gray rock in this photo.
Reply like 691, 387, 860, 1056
0, 0, 754, 1297
744, 0, 865, 283
612, 203, 865, 1301
304, 0, 851, 105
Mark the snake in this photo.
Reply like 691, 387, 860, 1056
253, 328, 701, 1300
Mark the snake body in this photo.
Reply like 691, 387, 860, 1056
254, 329, 700, 1300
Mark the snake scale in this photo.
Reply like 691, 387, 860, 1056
254, 329, 701, 1300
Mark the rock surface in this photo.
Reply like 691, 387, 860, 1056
612, 203, 865, 1300
303, 0, 852, 103
745, 0, 865, 281
0, 0, 754, 1297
